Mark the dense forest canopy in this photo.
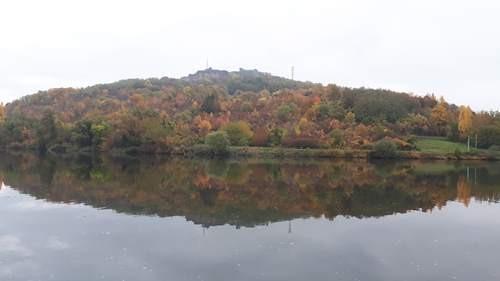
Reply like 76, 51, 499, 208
0, 68, 499, 154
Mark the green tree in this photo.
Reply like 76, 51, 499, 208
36, 111, 58, 152
90, 123, 108, 148
447, 122, 460, 142
316, 102, 345, 120
72, 120, 108, 150
477, 126, 500, 149
371, 140, 398, 158
201, 94, 221, 113
73, 120, 94, 147
222, 121, 253, 146
329, 129, 345, 148
276, 103, 296, 121
269, 128, 284, 146
205, 131, 230, 155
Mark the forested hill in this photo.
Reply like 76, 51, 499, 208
5, 68, 313, 121
0, 68, 498, 154
5, 68, 432, 123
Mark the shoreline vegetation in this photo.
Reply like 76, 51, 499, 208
0, 69, 499, 159
191, 145, 500, 161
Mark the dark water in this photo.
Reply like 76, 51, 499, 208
0, 154, 500, 281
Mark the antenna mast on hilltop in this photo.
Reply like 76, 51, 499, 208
291, 66, 295, 80
206, 59, 209, 69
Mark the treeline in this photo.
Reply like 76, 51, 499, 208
0, 68, 499, 154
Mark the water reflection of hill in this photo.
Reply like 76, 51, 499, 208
1, 153, 499, 228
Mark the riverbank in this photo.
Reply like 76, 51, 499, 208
112, 145, 498, 161
2, 143, 499, 161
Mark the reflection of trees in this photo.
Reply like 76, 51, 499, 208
457, 176, 471, 207
1, 153, 500, 228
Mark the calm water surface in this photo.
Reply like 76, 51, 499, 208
0, 154, 500, 281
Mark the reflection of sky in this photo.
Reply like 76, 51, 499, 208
1, 186, 500, 281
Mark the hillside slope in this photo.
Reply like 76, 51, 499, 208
0, 68, 498, 154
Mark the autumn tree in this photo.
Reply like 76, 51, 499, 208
400, 113, 429, 135
295, 117, 310, 136
193, 116, 212, 136
472, 111, 496, 129
430, 97, 450, 136
198, 120, 212, 136
129, 94, 146, 109
252, 127, 269, 146
458, 106, 473, 138
345, 112, 356, 126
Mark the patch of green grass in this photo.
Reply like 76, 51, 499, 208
415, 137, 470, 154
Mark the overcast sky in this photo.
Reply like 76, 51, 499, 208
0, 0, 499, 110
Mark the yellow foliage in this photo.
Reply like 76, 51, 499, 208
222, 121, 253, 146
345, 112, 356, 125
430, 99, 451, 136
129, 94, 145, 109
430, 98, 449, 126
198, 120, 212, 135
458, 106, 473, 137
456, 176, 471, 207
294, 117, 309, 135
